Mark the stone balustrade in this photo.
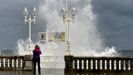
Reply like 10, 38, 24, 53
0, 55, 33, 71
65, 55, 133, 73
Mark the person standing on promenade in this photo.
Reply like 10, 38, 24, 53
33, 45, 42, 75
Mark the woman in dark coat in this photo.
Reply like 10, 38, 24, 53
33, 45, 42, 75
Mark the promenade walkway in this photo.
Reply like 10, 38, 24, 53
0, 69, 64, 75
0, 69, 133, 75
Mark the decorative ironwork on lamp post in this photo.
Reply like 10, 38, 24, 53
62, 6, 76, 55
23, 7, 36, 54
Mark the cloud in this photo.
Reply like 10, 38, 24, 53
0, 0, 37, 49
92, 0, 133, 49
0, 0, 133, 50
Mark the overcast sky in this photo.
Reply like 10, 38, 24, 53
0, 0, 133, 50
92, 0, 133, 50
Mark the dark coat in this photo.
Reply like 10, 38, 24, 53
33, 48, 42, 62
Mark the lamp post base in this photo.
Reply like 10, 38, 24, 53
65, 49, 72, 55
26, 39, 34, 55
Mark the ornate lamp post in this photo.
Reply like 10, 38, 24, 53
23, 7, 36, 54
62, 7, 76, 55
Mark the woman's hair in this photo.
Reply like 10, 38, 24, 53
35, 45, 40, 49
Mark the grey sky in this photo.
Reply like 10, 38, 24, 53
92, 0, 133, 50
0, 0, 42, 50
0, 0, 133, 50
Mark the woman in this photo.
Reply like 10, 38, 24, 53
33, 45, 42, 75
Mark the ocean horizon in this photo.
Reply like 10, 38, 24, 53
0, 50, 133, 57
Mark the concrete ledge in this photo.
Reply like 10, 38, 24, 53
24, 55, 33, 71
24, 55, 32, 61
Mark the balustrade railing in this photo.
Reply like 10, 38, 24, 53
73, 57, 133, 71
65, 56, 133, 73
0, 56, 24, 70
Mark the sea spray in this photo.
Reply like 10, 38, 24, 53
16, 0, 120, 68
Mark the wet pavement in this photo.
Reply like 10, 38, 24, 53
0, 69, 133, 75
0, 69, 64, 75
